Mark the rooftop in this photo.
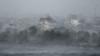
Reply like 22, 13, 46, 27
39, 15, 56, 23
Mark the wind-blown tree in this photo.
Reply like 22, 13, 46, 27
96, 32, 100, 46
91, 33, 98, 45
42, 29, 70, 44
43, 29, 56, 41
0, 31, 10, 42
28, 26, 37, 35
76, 31, 90, 45
61, 30, 70, 42
15, 26, 38, 43
0, 27, 18, 43
17, 30, 29, 43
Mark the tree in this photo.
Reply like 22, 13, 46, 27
17, 30, 29, 43
76, 31, 90, 45
28, 26, 37, 35
91, 33, 98, 44
0, 31, 10, 42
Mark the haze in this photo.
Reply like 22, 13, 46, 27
0, 0, 100, 18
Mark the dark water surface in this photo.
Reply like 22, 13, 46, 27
0, 53, 100, 56
0, 43, 100, 56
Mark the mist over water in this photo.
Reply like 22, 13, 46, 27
0, 0, 100, 56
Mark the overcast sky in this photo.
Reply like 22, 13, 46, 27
0, 0, 100, 18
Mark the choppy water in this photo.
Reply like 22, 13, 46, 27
0, 43, 100, 56
0, 53, 100, 56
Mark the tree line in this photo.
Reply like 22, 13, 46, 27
0, 25, 100, 46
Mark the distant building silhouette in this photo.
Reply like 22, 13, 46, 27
38, 15, 56, 31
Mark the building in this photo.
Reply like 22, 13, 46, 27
37, 15, 56, 31
64, 14, 81, 31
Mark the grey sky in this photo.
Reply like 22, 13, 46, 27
0, 0, 100, 18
